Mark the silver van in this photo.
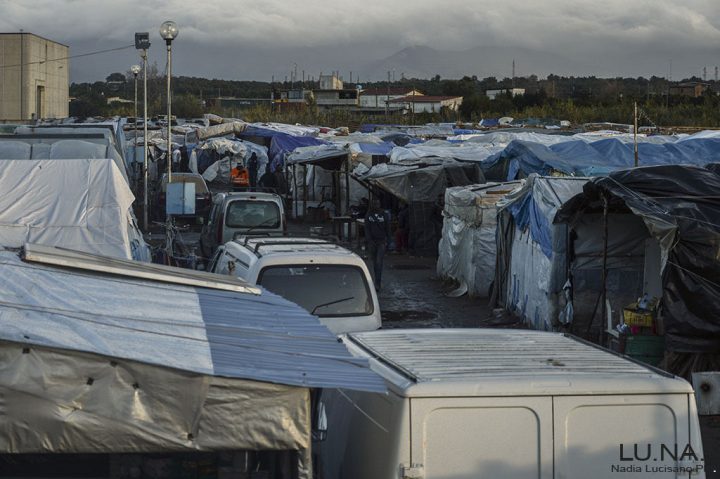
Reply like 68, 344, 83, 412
209, 237, 381, 334
199, 191, 286, 258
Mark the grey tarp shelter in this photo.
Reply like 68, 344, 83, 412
0, 245, 385, 478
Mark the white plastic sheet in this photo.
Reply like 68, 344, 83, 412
0, 159, 146, 260
437, 182, 523, 297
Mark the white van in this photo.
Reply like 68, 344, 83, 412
316, 329, 706, 479
199, 191, 286, 258
209, 237, 381, 334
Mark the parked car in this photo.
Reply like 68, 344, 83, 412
208, 237, 381, 334
199, 191, 286, 258
158, 173, 212, 224
316, 329, 706, 479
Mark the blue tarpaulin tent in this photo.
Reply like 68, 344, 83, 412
483, 138, 720, 181
268, 134, 327, 171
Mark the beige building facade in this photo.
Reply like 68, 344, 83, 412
0, 33, 69, 121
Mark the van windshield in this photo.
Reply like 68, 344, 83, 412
226, 200, 280, 228
258, 265, 373, 317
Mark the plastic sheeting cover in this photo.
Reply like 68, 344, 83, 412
437, 182, 523, 297
0, 342, 310, 453
0, 251, 386, 392
0, 159, 143, 260
502, 175, 588, 258
556, 165, 720, 353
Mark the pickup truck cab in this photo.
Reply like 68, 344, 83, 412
209, 237, 381, 334
199, 191, 286, 258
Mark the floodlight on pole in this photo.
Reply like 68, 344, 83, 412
135, 32, 151, 231
160, 20, 178, 184
131, 64, 141, 186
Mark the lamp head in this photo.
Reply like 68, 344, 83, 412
131, 64, 141, 76
159, 21, 179, 43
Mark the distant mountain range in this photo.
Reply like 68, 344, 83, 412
361, 45, 592, 81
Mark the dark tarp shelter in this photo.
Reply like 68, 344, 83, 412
362, 161, 485, 256
555, 165, 720, 374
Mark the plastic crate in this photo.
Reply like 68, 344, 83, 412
622, 335, 665, 366
623, 306, 654, 327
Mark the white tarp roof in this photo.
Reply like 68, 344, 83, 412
0, 159, 140, 260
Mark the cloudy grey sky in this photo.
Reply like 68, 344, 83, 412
2, 0, 719, 83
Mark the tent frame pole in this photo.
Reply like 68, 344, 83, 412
599, 193, 609, 345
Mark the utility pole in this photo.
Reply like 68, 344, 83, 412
386, 70, 390, 118
19, 29, 23, 120
512, 59, 515, 88
633, 102, 638, 167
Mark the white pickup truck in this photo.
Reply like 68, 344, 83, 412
316, 329, 705, 479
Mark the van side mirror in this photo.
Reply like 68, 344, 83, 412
312, 401, 328, 442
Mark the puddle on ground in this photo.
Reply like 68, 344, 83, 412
389, 264, 432, 270
382, 310, 437, 321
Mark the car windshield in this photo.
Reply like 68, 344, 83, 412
226, 200, 280, 228
258, 265, 373, 317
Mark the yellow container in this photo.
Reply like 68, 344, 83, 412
623, 303, 654, 328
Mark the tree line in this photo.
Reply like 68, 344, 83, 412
69, 70, 720, 127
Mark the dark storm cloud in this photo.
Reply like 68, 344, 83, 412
1, 0, 718, 81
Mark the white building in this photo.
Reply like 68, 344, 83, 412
387, 95, 463, 114
486, 88, 525, 100
314, 89, 359, 108
0, 33, 69, 120
359, 87, 424, 108
319, 74, 343, 90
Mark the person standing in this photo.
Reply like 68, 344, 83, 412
395, 202, 409, 254
248, 152, 259, 187
365, 200, 390, 291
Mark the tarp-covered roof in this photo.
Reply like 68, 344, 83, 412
483, 137, 720, 181
359, 161, 485, 203
0, 248, 386, 392
268, 134, 327, 170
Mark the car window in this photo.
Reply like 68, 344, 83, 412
226, 200, 280, 229
258, 265, 373, 317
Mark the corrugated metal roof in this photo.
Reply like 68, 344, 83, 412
349, 329, 658, 382
0, 249, 386, 392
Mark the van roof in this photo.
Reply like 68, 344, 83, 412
230, 237, 356, 259
345, 329, 693, 397
222, 191, 282, 201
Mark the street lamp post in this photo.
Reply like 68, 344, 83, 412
135, 32, 151, 231
159, 20, 179, 184
130, 64, 141, 184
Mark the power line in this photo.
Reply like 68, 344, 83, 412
0, 44, 134, 69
